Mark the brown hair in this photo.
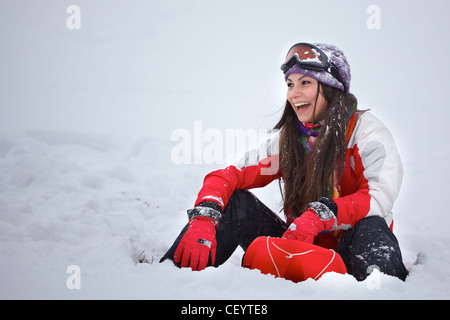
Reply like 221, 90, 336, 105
274, 83, 358, 218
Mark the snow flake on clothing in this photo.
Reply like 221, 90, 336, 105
198, 195, 224, 208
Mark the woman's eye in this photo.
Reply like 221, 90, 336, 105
301, 80, 311, 85
287, 83, 294, 88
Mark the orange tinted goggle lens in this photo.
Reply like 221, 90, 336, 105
284, 44, 324, 64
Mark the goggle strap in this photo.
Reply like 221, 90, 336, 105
282, 56, 345, 91
328, 62, 345, 90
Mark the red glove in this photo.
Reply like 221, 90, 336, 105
282, 199, 337, 243
174, 217, 217, 271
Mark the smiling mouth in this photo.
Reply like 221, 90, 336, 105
294, 102, 311, 111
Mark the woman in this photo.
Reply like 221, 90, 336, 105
160, 42, 408, 281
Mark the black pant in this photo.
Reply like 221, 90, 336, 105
160, 190, 408, 281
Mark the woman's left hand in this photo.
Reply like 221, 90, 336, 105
282, 210, 326, 243
282, 199, 337, 243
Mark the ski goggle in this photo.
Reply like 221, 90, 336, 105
280, 43, 344, 89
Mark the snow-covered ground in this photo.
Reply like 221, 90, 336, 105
1, 0, 450, 300
0, 131, 449, 300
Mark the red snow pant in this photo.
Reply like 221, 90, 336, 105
160, 190, 408, 281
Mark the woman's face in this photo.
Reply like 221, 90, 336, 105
286, 73, 328, 123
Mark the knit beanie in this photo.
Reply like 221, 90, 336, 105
284, 43, 351, 93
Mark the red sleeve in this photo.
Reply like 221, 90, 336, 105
334, 190, 371, 228
333, 146, 371, 228
195, 155, 281, 210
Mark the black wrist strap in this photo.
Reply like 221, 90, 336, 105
187, 201, 223, 226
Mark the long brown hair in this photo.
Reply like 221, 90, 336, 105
274, 82, 358, 218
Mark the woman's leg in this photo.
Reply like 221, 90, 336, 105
336, 216, 408, 281
160, 190, 287, 267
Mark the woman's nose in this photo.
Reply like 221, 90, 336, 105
288, 87, 303, 100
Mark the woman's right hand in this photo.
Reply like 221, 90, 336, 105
173, 216, 217, 271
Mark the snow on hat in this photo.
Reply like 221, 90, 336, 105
284, 43, 351, 93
